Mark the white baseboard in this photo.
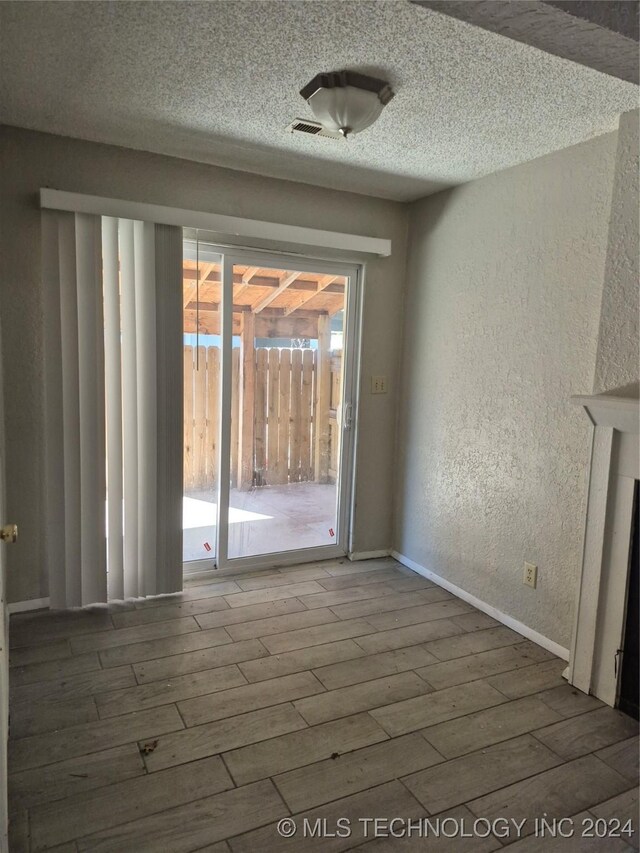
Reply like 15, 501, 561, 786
8, 597, 50, 615
349, 550, 391, 561
391, 551, 570, 661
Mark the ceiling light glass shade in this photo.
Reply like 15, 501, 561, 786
300, 70, 394, 137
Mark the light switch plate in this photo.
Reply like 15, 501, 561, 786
371, 376, 387, 394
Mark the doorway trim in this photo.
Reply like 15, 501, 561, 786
567, 393, 640, 706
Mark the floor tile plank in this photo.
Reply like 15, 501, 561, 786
9, 743, 145, 811
9, 695, 98, 739
223, 581, 326, 609
238, 639, 365, 683
110, 595, 231, 629
274, 732, 442, 812
486, 659, 566, 698
9, 652, 101, 688
10, 665, 135, 705
262, 619, 375, 654
316, 568, 414, 591
423, 625, 523, 661
99, 626, 232, 668
313, 645, 438, 690
143, 704, 307, 772
293, 672, 432, 726
402, 734, 562, 814
329, 589, 450, 621
223, 712, 388, 785
297, 583, 396, 610
178, 671, 324, 727
194, 597, 305, 630
596, 735, 639, 784
536, 683, 604, 718
75, 779, 287, 853
69, 617, 201, 654
352, 805, 502, 852
420, 695, 563, 758
498, 809, 634, 852
10, 610, 114, 648
353, 619, 464, 655
371, 680, 507, 736
9, 639, 72, 668
324, 559, 398, 577
415, 641, 553, 690
229, 780, 425, 853
467, 754, 631, 841
364, 600, 472, 631
95, 663, 248, 718
225, 607, 338, 641
450, 612, 500, 633
9, 704, 184, 772
29, 755, 233, 850
532, 706, 639, 760
133, 638, 268, 684
236, 566, 332, 590
591, 788, 639, 850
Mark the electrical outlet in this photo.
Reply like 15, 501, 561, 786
523, 562, 538, 589
371, 376, 387, 394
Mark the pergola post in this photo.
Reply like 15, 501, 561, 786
314, 313, 331, 484
238, 310, 256, 489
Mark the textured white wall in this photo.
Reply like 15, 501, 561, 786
0, 126, 408, 603
394, 133, 618, 648
594, 109, 639, 395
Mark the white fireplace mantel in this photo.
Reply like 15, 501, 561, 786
567, 393, 639, 706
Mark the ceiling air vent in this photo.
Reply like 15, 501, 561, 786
286, 118, 344, 140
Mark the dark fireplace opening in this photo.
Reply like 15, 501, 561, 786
618, 480, 639, 720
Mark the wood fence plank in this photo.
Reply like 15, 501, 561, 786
300, 349, 313, 480
267, 348, 279, 485
193, 346, 207, 488
314, 316, 332, 484
254, 349, 267, 485
290, 349, 303, 483
239, 312, 256, 489
230, 347, 240, 488
207, 347, 220, 489
277, 349, 291, 484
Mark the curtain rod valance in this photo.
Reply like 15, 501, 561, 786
39, 189, 392, 258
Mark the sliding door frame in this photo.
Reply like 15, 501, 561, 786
183, 243, 363, 576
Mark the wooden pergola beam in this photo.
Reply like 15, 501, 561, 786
182, 261, 216, 308
184, 268, 345, 294
242, 267, 260, 284
283, 274, 339, 317
252, 271, 301, 314
183, 309, 318, 339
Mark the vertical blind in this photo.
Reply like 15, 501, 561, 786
42, 211, 183, 608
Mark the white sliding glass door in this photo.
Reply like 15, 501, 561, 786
182, 243, 360, 573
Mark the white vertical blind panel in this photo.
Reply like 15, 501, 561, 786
58, 214, 83, 607
76, 213, 107, 605
119, 219, 139, 599
134, 221, 158, 596
102, 217, 124, 600
41, 212, 67, 609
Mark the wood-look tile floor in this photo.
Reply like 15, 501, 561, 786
7, 558, 639, 852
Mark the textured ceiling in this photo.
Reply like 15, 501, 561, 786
0, 1, 637, 201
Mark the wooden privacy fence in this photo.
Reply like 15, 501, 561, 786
184, 344, 342, 491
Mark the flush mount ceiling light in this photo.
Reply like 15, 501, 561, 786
299, 70, 394, 138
